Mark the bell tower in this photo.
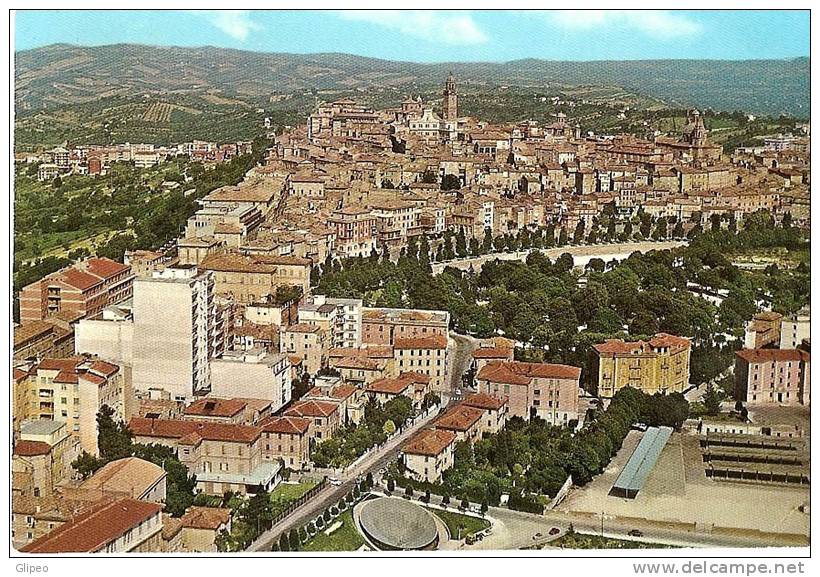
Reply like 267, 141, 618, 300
443, 73, 458, 121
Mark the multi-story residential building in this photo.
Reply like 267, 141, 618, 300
182, 398, 252, 425
299, 294, 363, 349
401, 428, 456, 484
19, 257, 134, 323
462, 393, 508, 435
23, 357, 128, 456
591, 333, 691, 398
279, 323, 328, 376
259, 416, 311, 470
433, 404, 485, 444
20, 498, 163, 553
475, 361, 581, 425
12, 421, 80, 499
361, 307, 450, 346
744, 311, 784, 349
210, 349, 292, 411
283, 399, 342, 444
393, 335, 448, 391
128, 417, 282, 495
202, 251, 311, 302
365, 372, 431, 408
734, 349, 810, 406
328, 206, 378, 258
779, 306, 810, 350
14, 318, 76, 361
132, 267, 225, 401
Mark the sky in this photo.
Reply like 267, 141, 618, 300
14, 10, 810, 62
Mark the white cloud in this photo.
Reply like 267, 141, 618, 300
340, 10, 488, 46
198, 10, 261, 42
550, 10, 701, 39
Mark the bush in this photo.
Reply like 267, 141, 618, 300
316, 516, 324, 529
460, 499, 469, 510
387, 478, 395, 492
330, 505, 339, 516
405, 486, 414, 497
507, 491, 544, 514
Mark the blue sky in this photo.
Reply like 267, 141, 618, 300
14, 10, 809, 61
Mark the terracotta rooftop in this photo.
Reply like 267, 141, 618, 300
593, 333, 690, 356
366, 372, 429, 395
476, 361, 582, 385
402, 428, 456, 457
128, 417, 261, 444
183, 398, 247, 418
78, 457, 166, 499
463, 392, 508, 411
13, 440, 52, 457
394, 335, 448, 350
434, 404, 485, 432
735, 349, 810, 364
14, 321, 54, 346
20, 498, 162, 553
283, 399, 340, 419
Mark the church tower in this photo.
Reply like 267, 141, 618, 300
442, 73, 458, 121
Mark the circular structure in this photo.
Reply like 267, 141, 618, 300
357, 496, 439, 550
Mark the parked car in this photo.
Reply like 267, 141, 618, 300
632, 423, 648, 432
329, 477, 343, 486
628, 529, 644, 537
548, 527, 561, 536
532, 532, 543, 540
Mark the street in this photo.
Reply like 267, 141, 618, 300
247, 405, 441, 551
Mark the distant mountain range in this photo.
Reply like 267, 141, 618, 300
15, 44, 809, 117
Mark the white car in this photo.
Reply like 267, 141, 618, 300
328, 477, 343, 486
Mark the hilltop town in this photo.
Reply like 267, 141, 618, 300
12, 74, 810, 554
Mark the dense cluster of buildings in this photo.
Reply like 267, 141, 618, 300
11, 74, 810, 553
16, 140, 254, 181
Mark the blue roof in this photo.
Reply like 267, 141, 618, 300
612, 426, 673, 496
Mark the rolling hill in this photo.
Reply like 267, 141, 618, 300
15, 44, 809, 118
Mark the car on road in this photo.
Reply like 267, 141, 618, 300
632, 423, 648, 432
628, 529, 644, 537
532, 532, 543, 540
548, 527, 560, 536
328, 477, 343, 486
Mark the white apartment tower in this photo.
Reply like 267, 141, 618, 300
132, 266, 224, 400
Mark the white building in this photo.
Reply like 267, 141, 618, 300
210, 349, 292, 411
780, 306, 810, 350
299, 294, 363, 349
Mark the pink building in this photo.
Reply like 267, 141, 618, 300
734, 349, 810, 406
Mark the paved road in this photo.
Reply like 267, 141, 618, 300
447, 332, 479, 399
248, 406, 440, 551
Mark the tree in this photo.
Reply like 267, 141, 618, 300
455, 227, 468, 258
421, 170, 438, 184
405, 485, 414, 497
383, 419, 396, 435
558, 227, 568, 247
482, 227, 494, 253
703, 382, 722, 416
441, 174, 461, 191
573, 220, 586, 244
71, 451, 104, 479
288, 529, 300, 551
279, 534, 290, 552
387, 478, 395, 492
460, 498, 469, 510
480, 500, 488, 516
96, 404, 133, 462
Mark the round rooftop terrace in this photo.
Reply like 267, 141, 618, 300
357, 496, 439, 551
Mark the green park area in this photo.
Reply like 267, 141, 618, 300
427, 508, 490, 540
302, 510, 365, 552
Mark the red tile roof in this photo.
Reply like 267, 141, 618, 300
128, 417, 261, 444
183, 398, 247, 418
84, 257, 131, 279
283, 399, 340, 418
57, 268, 103, 291
434, 404, 485, 432
394, 335, 448, 350
402, 428, 456, 457
463, 392, 508, 411
593, 333, 690, 355
20, 498, 161, 553
366, 371, 430, 395
735, 349, 810, 364
14, 440, 52, 457
476, 361, 581, 385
